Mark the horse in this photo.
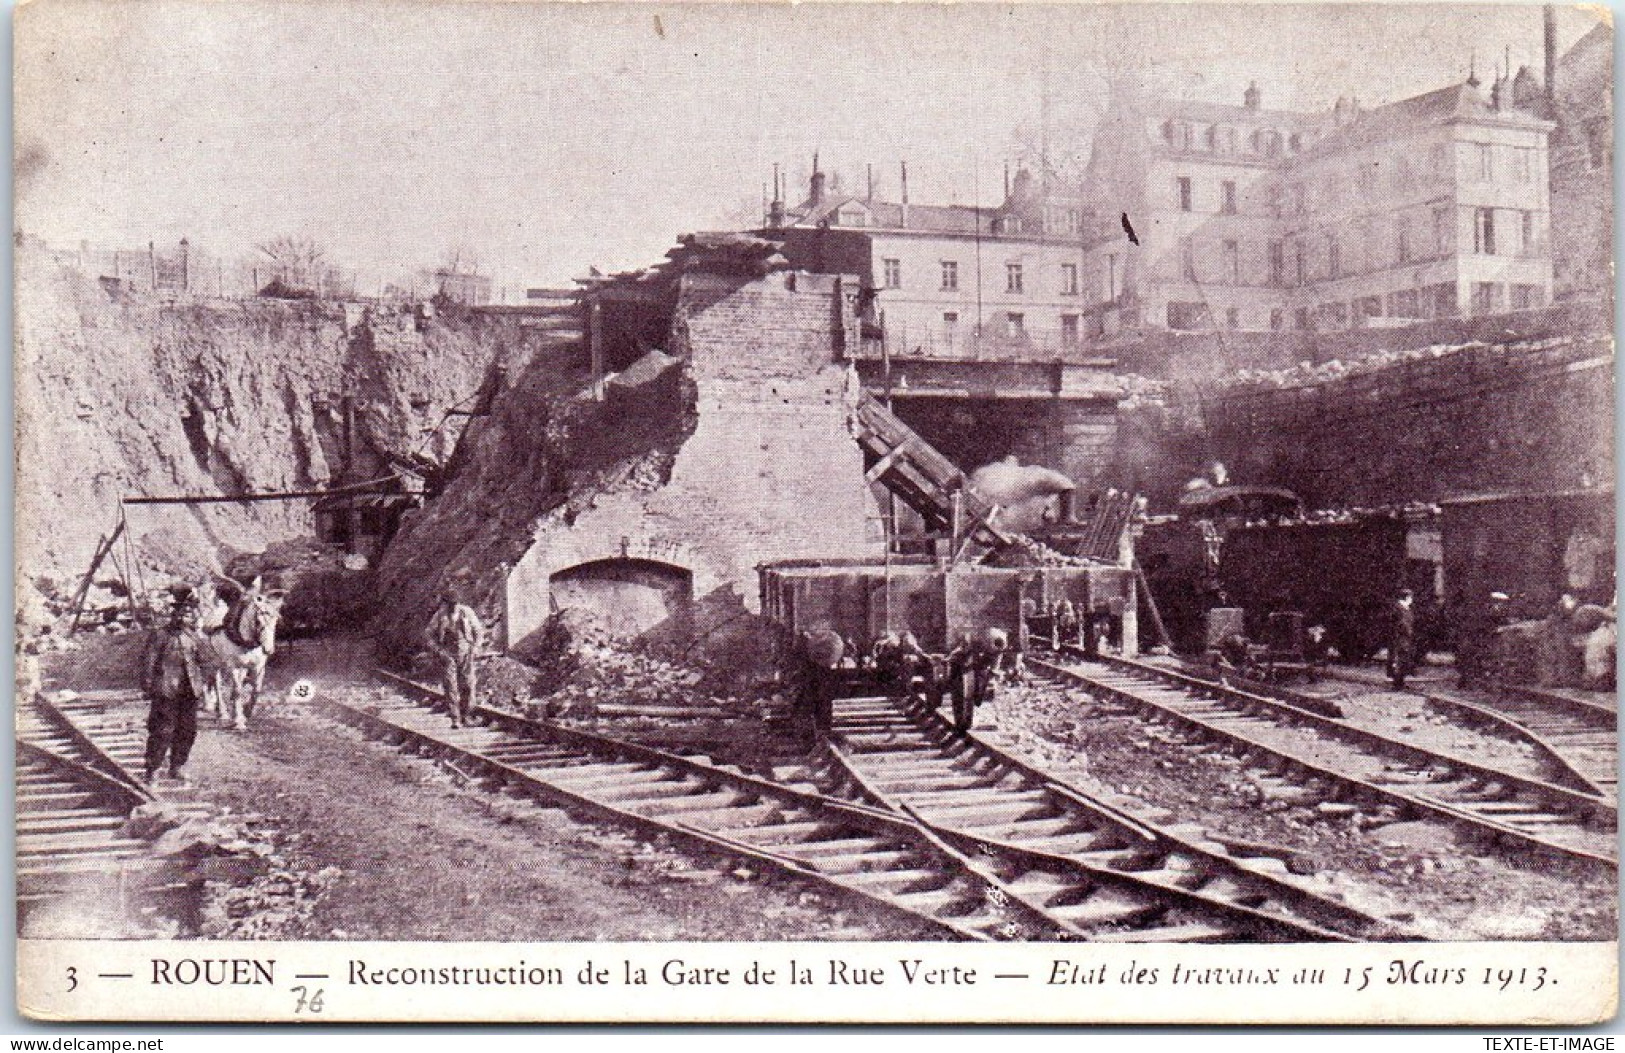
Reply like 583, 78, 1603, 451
198, 577, 284, 730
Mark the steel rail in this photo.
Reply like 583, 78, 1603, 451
1037, 654, 1617, 871
1089, 652, 1616, 825
349, 671, 1088, 941
830, 692, 1405, 942
820, 731, 1369, 943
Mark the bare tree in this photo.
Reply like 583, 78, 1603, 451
255, 235, 332, 294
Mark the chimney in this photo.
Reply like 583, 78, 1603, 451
1004, 162, 1011, 199
900, 161, 909, 229
1544, 4, 1558, 109
1243, 81, 1261, 110
809, 151, 828, 206
1334, 96, 1351, 125
769, 163, 785, 228
1467, 50, 1481, 89
867, 162, 874, 203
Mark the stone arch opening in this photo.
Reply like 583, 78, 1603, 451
547, 558, 694, 641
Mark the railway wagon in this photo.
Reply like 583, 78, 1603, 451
1216, 513, 1442, 662
1440, 488, 1615, 670
759, 558, 1136, 729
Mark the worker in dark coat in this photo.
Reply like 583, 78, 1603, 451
426, 588, 486, 728
140, 587, 207, 785
1387, 588, 1417, 689
1457, 590, 1511, 689
798, 629, 846, 736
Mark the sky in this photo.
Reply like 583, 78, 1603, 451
14, 1, 1610, 290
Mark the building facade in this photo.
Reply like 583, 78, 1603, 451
771, 167, 1097, 361
1079, 74, 1555, 334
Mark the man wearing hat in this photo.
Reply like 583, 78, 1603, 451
425, 584, 485, 727
1458, 590, 1511, 689
139, 585, 207, 784
1387, 588, 1417, 690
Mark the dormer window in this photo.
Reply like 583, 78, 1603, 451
836, 208, 868, 227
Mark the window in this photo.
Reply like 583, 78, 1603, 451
1061, 263, 1078, 295
1221, 181, 1237, 214
1181, 239, 1197, 282
1520, 211, 1534, 253
1387, 288, 1421, 319
1293, 307, 1311, 330
1433, 282, 1459, 318
940, 260, 959, 291
1268, 241, 1285, 286
1105, 254, 1120, 301
1357, 295, 1383, 321
1294, 242, 1306, 286
1474, 208, 1497, 255
1167, 302, 1211, 330
1223, 240, 1240, 284
1006, 263, 1024, 294
943, 312, 960, 340
1396, 228, 1410, 264
1515, 148, 1533, 182
1005, 312, 1026, 337
882, 258, 902, 289
1177, 177, 1193, 211
1225, 307, 1240, 330
1429, 143, 1448, 176
1433, 207, 1452, 256
1585, 118, 1608, 168
837, 208, 868, 227
1471, 282, 1501, 315
1510, 284, 1543, 310
1270, 308, 1285, 331
1477, 143, 1494, 181
1327, 236, 1341, 279
1061, 314, 1080, 345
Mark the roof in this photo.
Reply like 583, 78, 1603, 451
1291, 82, 1552, 163
1160, 98, 1324, 129
789, 195, 987, 234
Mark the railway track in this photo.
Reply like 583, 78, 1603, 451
344, 672, 1080, 941
819, 694, 1402, 944
342, 671, 1382, 941
1038, 653, 1617, 870
1311, 666, 1618, 798
1417, 687, 1618, 800
15, 696, 164, 924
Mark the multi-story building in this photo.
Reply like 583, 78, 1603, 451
769, 166, 1096, 360
1548, 19, 1613, 303
1078, 73, 1555, 334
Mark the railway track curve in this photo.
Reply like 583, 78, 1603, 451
343, 671, 1388, 942
1037, 653, 1616, 871
820, 693, 1403, 943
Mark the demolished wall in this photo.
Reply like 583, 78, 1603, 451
369, 269, 883, 666
14, 244, 562, 603
504, 270, 882, 650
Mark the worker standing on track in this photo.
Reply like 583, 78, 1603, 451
1387, 588, 1417, 690
426, 587, 485, 728
140, 586, 207, 785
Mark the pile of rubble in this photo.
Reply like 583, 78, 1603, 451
986, 535, 1093, 568
489, 609, 768, 724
